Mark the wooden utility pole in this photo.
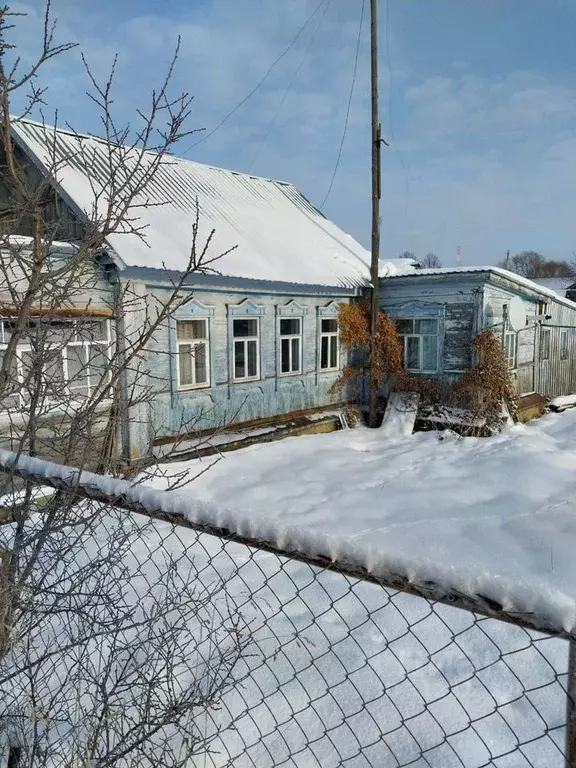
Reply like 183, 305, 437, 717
368, 0, 381, 428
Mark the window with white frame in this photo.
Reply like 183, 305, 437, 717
280, 318, 302, 374
320, 318, 339, 370
504, 330, 517, 368
233, 318, 259, 381
560, 329, 569, 361
176, 319, 210, 388
540, 327, 551, 360
0, 318, 111, 411
396, 318, 439, 373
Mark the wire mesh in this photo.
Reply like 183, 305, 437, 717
0, 474, 572, 767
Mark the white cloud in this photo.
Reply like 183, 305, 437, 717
4, 2, 575, 265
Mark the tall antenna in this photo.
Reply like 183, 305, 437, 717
368, 0, 381, 429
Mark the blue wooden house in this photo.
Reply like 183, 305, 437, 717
6, 118, 372, 460
4, 117, 576, 462
380, 266, 576, 407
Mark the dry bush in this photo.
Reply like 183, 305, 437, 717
334, 300, 517, 436
330, 299, 403, 401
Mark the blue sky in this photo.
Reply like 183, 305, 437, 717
8, 0, 576, 266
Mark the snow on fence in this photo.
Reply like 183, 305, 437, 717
0, 449, 575, 767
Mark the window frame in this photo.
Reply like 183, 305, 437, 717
232, 317, 261, 382
0, 317, 112, 412
560, 329, 569, 361
176, 318, 211, 390
319, 317, 339, 372
396, 317, 440, 374
227, 300, 266, 385
503, 330, 517, 369
540, 327, 551, 361
279, 317, 303, 376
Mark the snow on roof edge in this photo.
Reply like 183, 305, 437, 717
382, 266, 576, 311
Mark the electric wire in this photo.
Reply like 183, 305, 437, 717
248, 0, 334, 174
180, 0, 330, 157
318, 0, 366, 211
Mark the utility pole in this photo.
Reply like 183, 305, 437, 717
368, 0, 381, 428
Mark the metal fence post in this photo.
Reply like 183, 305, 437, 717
566, 638, 576, 768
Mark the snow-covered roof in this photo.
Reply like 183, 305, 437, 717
1, 234, 77, 254
382, 265, 576, 310
10, 118, 371, 288
378, 258, 421, 276
529, 277, 576, 296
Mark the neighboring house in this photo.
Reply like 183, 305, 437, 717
380, 266, 576, 400
2, 118, 372, 462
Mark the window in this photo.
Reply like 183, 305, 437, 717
0, 318, 111, 411
396, 318, 439, 373
560, 330, 569, 361
540, 327, 551, 360
176, 319, 210, 388
280, 318, 302, 374
504, 331, 517, 368
320, 318, 339, 370
537, 300, 548, 316
233, 318, 259, 381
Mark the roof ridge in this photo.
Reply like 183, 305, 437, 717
11, 115, 294, 187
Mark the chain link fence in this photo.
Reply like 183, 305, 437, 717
0, 450, 574, 767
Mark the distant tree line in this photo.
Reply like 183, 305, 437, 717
496, 251, 576, 279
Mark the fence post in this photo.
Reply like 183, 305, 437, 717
566, 638, 576, 768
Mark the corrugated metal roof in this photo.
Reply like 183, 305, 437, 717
11, 118, 371, 288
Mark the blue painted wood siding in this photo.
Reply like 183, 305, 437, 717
484, 275, 576, 397
379, 274, 483, 378
125, 282, 351, 457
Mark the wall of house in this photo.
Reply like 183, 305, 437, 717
123, 280, 352, 459
484, 274, 576, 398
379, 274, 484, 380
378, 272, 576, 400
0, 250, 115, 469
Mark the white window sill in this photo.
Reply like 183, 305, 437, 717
177, 383, 211, 392
232, 376, 261, 384
279, 370, 303, 378
318, 367, 340, 373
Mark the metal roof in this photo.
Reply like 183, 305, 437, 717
10, 118, 370, 289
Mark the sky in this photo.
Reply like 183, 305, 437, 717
6, 0, 576, 267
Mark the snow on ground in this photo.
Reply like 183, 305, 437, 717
139, 409, 576, 767
155, 410, 576, 610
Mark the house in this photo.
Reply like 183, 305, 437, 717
380, 266, 576, 406
1, 118, 374, 462
3, 117, 576, 465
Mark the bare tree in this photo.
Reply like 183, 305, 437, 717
421, 253, 441, 269
398, 250, 415, 260
0, 4, 251, 765
497, 250, 576, 279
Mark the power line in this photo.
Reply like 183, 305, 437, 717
248, 0, 334, 174
319, 0, 366, 211
180, 0, 330, 158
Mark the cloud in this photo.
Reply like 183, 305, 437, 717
4, 2, 576, 265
